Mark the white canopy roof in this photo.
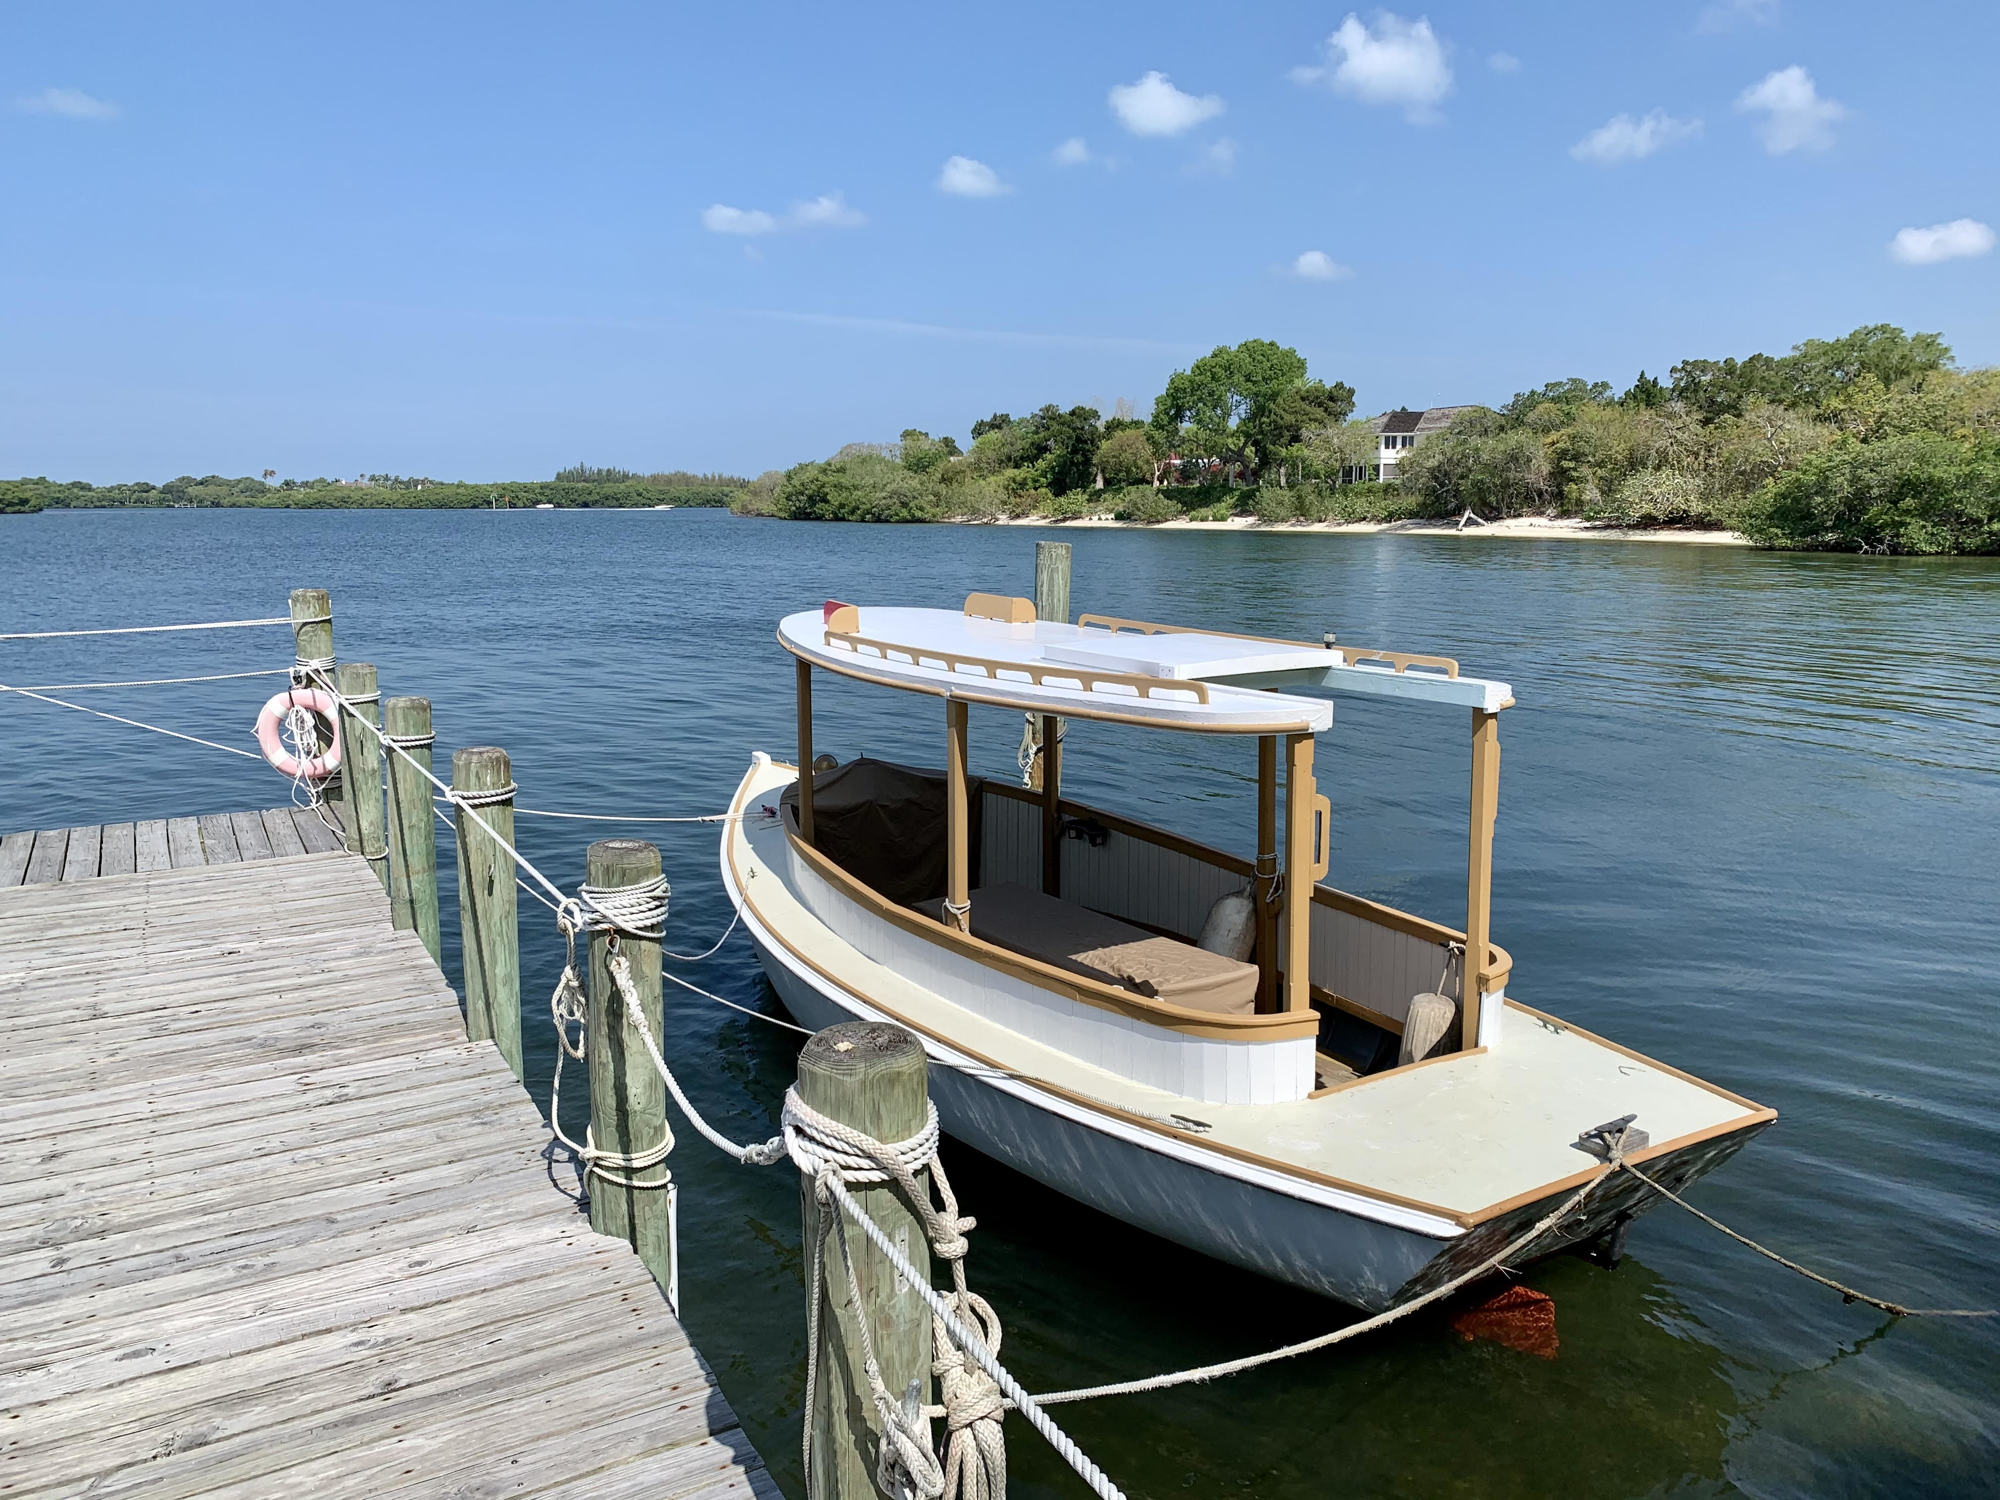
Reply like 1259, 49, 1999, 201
779, 602, 1514, 733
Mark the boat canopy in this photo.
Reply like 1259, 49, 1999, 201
777, 596, 1513, 736
780, 592, 1514, 1040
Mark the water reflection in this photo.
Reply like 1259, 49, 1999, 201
5, 508, 1998, 1499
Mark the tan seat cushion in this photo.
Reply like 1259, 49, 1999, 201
918, 881, 1258, 1017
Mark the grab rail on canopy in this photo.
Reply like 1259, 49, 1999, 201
1074, 613, 1461, 680
822, 629, 1211, 705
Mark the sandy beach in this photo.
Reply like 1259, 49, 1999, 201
979, 512, 1751, 546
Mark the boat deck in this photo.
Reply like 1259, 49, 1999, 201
731, 755, 1772, 1230
0, 829, 777, 1499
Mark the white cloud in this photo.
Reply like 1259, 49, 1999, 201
1735, 65, 1844, 153
1890, 218, 1995, 266
790, 192, 866, 228
1293, 250, 1354, 282
16, 86, 118, 120
1189, 137, 1236, 176
938, 155, 1009, 197
1487, 52, 1521, 73
1698, 0, 1778, 34
1053, 136, 1092, 166
702, 204, 779, 236
1570, 110, 1703, 165
1108, 71, 1224, 137
1292, 13, 1452, 122
702, 192, 867, 236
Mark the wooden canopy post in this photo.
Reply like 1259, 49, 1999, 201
945, 698, 970, 932
796, 658, 816, 847
1463, 710, 1501, 1050
1040, 713, 1062, 897
1255, 735, 1280, 1012
1282, 732, 1317, 1014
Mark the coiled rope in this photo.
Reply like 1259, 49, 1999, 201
786, 1093, 1012, 1500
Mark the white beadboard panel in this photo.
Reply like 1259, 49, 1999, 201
1309, 902, 1458, 1027
979, 789, 1041, 889
785, 837, 1312, 1104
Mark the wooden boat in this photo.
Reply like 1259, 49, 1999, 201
721, 593, 1773, 1311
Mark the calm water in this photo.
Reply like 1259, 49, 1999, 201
5, 508, 1999, 1499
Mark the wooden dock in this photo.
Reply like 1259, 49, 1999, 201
0, 819, 779, 1499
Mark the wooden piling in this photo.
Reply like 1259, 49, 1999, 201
384, 695, 441, 963
1026, 541, 1072, 794
335, 662, 389, 893
288, 589, 342, 836
1035, 539, 1071, 625
799, 1022, 934, 1500
452, 746, 522, 1079
585, 837, 677, 1304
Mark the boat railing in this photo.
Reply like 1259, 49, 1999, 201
824, 628, 1211, 704
1074, 613, 1461, 679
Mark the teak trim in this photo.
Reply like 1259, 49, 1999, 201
1073, 612, 1461, 679
824, 630, 1211, 705
1074, 613, 1326, 651
964, 592, 1037, 624
1338, 648, 1461, 679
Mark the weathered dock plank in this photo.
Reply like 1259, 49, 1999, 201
134, 818, 171, 871
58, 821, 102, 881
24, 827, 69, 884
0, 847, 774, 1499
165, 816, 203, 868
0, 828, 32, 886
99, 821, 136, 876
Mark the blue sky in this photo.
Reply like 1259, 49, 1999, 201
2, 1, 1994, 483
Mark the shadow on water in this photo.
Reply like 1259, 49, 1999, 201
6, 508, 2000, 1498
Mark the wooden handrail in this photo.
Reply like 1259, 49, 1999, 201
1074, 612, 1460, 679
823, 630, 1210, 704
1337, 647, 1460, 679
1074, 613, 1321, 650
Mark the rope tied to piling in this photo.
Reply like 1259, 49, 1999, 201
785, 1092, 1008, 1500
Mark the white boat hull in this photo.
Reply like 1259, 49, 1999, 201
724, 759, 1771, 1313
746, 918, 1457, 1309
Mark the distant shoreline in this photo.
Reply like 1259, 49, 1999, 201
961, 513, 1752, 546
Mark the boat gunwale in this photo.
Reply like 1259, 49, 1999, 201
724, 757, 1778, 1231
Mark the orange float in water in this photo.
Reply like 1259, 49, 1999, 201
1452, 1285, 1559, 1360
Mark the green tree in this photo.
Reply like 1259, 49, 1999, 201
1739, 431, 2000, 553
1149, 339, 1346, 477
1097, 428, 1157, 487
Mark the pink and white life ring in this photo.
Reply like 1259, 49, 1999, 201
255, 688, 342, 780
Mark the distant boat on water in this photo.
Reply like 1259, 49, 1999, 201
535, 503, 556, 510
